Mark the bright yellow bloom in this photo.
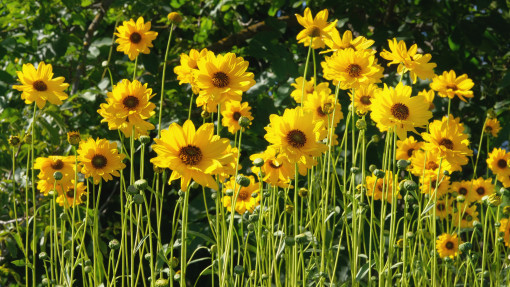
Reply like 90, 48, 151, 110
499, 218, 510, 247
433, 198, 453, 220
98, 79, 156, 139
469, 177, 495, 203
451, 180, 474, 202
349, 84, 379, 115
422, 116, 473, 172
365, 171, 400, 204
484, 118, 501, 138
174, 48, 209, 94
295, 8, 337, 49
409, 149, 452, 177
250, 146, 296, 188
323, 30, 375, 53
371, 83, 432, 139
115, 17, 158, 61
222, 175, 260, 214
380, 38, 436, 83
217, 145, 240, 182
453, 204, 478, 228
34, 156, 75, 186
167, 12, 183, 24
264, 108, 327, 162
221, 101, 254, 134
13, 62, 69, 109
322, 48, 383, 90
194, 52, 255, 112
290, 77, 330, 103
436, 233, 462, 259
430, 70, 474, 102
487, 148, 510, 187
56, 181, 87, 208
151, 120, 230, 191
419, 175, 450, 199
303, 87, 343, 128
396, 136, 423, 160
78, 138, 126, 184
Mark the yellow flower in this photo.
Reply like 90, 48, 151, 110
451, 180, 474, 203
422, 116, 473, 172
419, 175, 450, 199
380, 38, 436, 83
167, 12, 183, 24
55, 181, 87, 208
370, 83, 432, 139
115, 17, 158, 61
303, 86, 343, 128
98, 79, 156, 139
221, 101, 254, 134
264, 108, 327, 162
295, 8, 338, 49
174, 48, 209, 94
409, 149, 452, 177
217, 145, 240, 182
322, 48, 383, 90
289, 77, 330, 103
13, 62, 69, 109
484, 118, 501, 138
453, 204, 478, 228
194, 52, 255, 112
349, 84, 379, 115
67, 131, 81, 146
436, 233, 462, 259
487, 148, 510, 178
396, 136, 423, 160
429, 70, 474, 102
151, 120, 230, 191
323, 30, 375, 53
433, 199, 453, 220
77, 138, 126, 184
417, 89, 435, 110
469, 177, 495, 203
222, 175, 260, 214
365, 171, 400, 204
34, 156, 76, 186
499, 218, 510, 247
250, 146, 296, 188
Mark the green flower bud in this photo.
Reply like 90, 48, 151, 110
109, 239, 120, 250
39, 252, 48, 260
234, 265, 244, 275
155, 278, 169, 287
285, 236, 295, 246
59, 213, 68, 221
236, 175, 251, 187
53, 171, 63, 181
355, 119, 366, 130
373, 169, 385, 179
133, 194, 144, 205
134, 179, 148, 191
397, 159, 410, 170
127, 185, 138, 195
459, 242, 472, 252
369, 164, 377, 173
139, 135, 151, 145
190, 181, 200, 189
238, 116, 251, 128
252, 158, 264, 167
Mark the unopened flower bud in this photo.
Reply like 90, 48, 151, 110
459, 242, 472, 252
371, 134, 380, 143
139, 135, 150, 145
355, 119, 366, 130
53, 171, 63, 181
133, 194, 144, 204
39, 252, 48, 260
109, 239, 120, 250
134, 179, 148, 191
369, 164, 377, 173
127, 185, 138, 195
234, 265, 244, 275
167, 12, 183, 24
236, 175, 250, 187
155, 278, 169, 287
252, 158, 264, 167
298, 187, 308, 198
403, 180, 417, 192
8, 135, 20, 146
238, 116, 251, 128
201, 110, 211, 119
373, 169, 385, 179
397, 160, 410, 170
285, 204, 294, 214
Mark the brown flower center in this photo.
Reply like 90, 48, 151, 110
439, 138, 454, 150
268, 160, 281, 169
123, 96, 139, 110
426, 161, 439, 170
91, 154, 108, 169
317, 106, 326, 117
66, 189, 75, 198
407, 148, 414, 158
80, 193, 87, 202
308, 26, 321, 37
179, 145, 203, 166
286, 129, 307, 148
485, 126, 493, 132
458, 187, 468, 196
360, 95, 371, 105
237, 188, 250, 201
446, 84, 458, 91
476, 187, 485, 195
497, 159, 507, 169
212, 71, 229, 88
232, 111, 241, 121
390, 103, 409, 120
33, 80, 47, 91
347, 64, 362, 77
445, 241, 454, 250
130, 32, 142, 44
463, 213, 473, 222
51, 159, 64, 170
437, 203, 445, 211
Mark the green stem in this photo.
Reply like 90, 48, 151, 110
158, 23, 175, 138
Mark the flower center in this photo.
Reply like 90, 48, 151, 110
390, 103, 409, 120
497, 159, 507, 169
446, 84, 458, 91
268, 160, 281, 169
33, 80, 48, 91
437, 203, 445, 211
66, 189, 75, 198
179, 145, 203, 166
80, 193, 87, 202
308, 26, 321, 37
407, 148, 414, 157
212, 72, 229, 88
317, 106, 326, 117
91, 154, 108, 169
439, 138, 454, 150
360, 95, 371, 105
463, 213, 473, 222
130, 32, 142, 44
445, 241, 454, 250
286, 129, 307, 148
232, 111, 241, 121
458, 188, 468, 195
426, 161, 439, 170
346, 64, 362, 77
476, 187, 485, 195
485, 126, 493, 132
51, 159, 64, 170
123, 96, 140, 110
237, 188, 250, 201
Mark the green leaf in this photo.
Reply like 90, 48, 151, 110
421, 201, 435, 217
355, 262, 374, 281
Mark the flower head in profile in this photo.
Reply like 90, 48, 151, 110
323, 30, 375, 53
430, 70, 474, 102
295, 8, 338, 49
422, 116, 473, 172
322, 48, 383, 90
221, 101, 254, 134
436, 233, 462, 259
151, 120, 231, 191
194, 52, 255, 112
303, 85, 343, 128
174, 48, 209, 94
365, 171, 400, 204
499, 218, 510, 247
13, 62, 69, 109
78, 138, 126, 184
484, 118, 501, 138
34, 156, 75, 186
222, 175, 260, 214
396, 136, 423, 160
349, 84, 380, 115
417, 89, 435, 110
264, 108, 327, 162
290, 77, 330, 103
371, 83, 432, 139
98, 79, 156, 139
380, 38, 436, 83
115, 17, 158, 60
56, 181, 87, 208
